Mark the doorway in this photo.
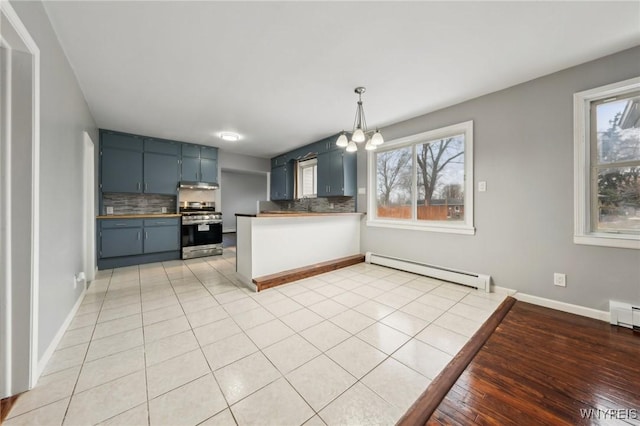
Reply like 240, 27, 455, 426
83, 132, 96, 283
0, 1, 41, 397
220, 170, 268, 234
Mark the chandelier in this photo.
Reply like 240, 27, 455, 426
336, 87, 384, 152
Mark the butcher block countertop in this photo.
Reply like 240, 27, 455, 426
96, 214, 182, 219
235, 212, 365, 218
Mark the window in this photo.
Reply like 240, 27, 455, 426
297, 158, 317, 198
574, 77, 640, 249
368, 121, 474, 234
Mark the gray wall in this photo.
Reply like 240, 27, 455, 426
215, 150, 270, 216
221, 171, 268, 232
219, 150, 270, 174
359, 46, 640, 311
11, 1, 98, 360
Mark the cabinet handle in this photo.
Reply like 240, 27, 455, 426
137, 182, 141, 190
137, 232, 141, 240
144, 183, 148, 191
145, 231, 148, 239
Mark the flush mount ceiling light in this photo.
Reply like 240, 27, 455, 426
220, 132, 240, 142
336, 86, 384, 152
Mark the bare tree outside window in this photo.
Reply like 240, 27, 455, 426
376, 147, 411, 218
417, 135, 465, 221
375, 135, 465, 221
369, 120, 473, 233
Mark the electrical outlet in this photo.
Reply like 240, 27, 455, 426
553, 273, 566, 287
358, 187, 366, 195
161, 207, 167, 213
106, 206, 114, 215
478, 181, 487, 192
329, 203, 335, 209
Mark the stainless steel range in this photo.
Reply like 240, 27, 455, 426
180, 202, 223, 259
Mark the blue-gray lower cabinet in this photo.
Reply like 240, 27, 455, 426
100, 220, 143, 258
143, 219, 180, 254
98, 218, 180, 269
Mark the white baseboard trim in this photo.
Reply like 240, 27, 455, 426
513, 292, 610, 322
491, 285, 517, 296
223, 228, 236, 234
36, 287, 87, 380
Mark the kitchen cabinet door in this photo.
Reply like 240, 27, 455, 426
144, 152, 179, 194
200, 158, 218, 183
182, 144, 200, 158
317, 150, 356, 197
181, 156, 200, 181
270, 164, 291, 200
200, 146, 218, 160
100, 227, 143, 258
144, 225, 180, 253
316, 151, 333, 197
101, 147, 143, 193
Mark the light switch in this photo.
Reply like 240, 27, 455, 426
106, 206, 114, 215
478, 181, 487, 192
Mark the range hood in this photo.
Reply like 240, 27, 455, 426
179, 181, 219, 190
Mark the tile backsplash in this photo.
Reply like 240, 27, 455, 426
102, 193, 177, 215
260, 197, 355, 213
178, 189, 216, 203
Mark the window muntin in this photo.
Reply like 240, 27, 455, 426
368, 121, 474, 234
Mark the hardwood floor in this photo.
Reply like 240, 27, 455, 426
1, 395, 20, 423
427, 301, 640, 425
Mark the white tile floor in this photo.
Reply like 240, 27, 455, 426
5, 247, 508, 426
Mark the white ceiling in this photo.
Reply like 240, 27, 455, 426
43, 1, 640, 158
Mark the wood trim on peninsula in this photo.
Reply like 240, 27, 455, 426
252, 254, 365, 291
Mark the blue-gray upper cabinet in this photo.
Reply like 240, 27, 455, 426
271, 155, 288, 168
101, 132, 144, 193
100, 219, 144, 258
143, 139, 179, 194
317, 136, 339, 153
317, 150, 357, 197
270, 162, 292, 200
143, 218, 180, 253
181, 144, 218, 183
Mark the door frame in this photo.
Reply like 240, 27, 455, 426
83, 132, 96, 284
0, 0, 41, 396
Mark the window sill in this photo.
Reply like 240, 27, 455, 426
574, 234, 640, 250
366, 219, 475, 235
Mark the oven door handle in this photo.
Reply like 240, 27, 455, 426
182, 220, 222, 225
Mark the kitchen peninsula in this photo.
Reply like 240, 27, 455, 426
235, 212, 365, 291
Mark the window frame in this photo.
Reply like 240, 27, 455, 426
367, 120, 475, 235
573, 77, 640, 250
297, 157, 318, 199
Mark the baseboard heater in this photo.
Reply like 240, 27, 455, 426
365, 252, 491, 293
609, 301, 640, 331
